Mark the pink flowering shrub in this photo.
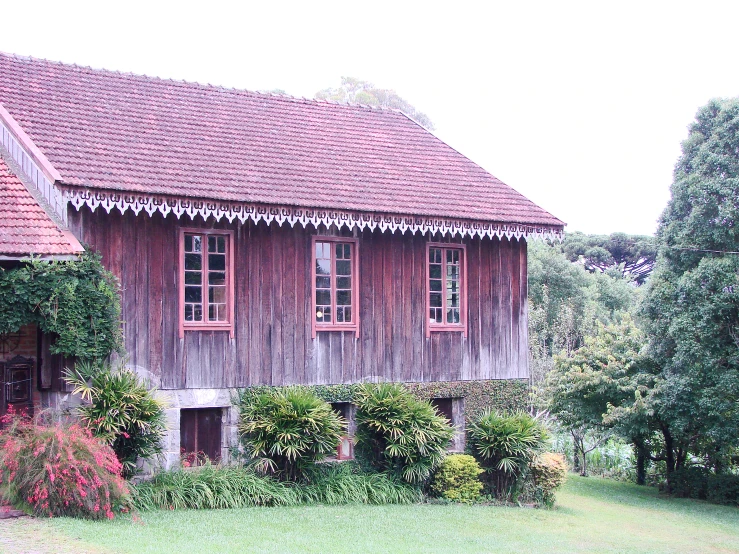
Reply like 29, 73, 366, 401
0, 408, 130, 519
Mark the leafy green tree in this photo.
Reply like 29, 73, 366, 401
539, 318, 655, 480
642, 97, 739, 482
315, 77, 435, 130
528, 241, 639, 384
562, 232, 657, 285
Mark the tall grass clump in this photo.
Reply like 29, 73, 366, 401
298, 462, 422, 505
131, 465, 298, 510
0, 409, 130, 519
131, 463, 421, 510
238, 387, 345, 481
468, 411, 548, 500
64, 360, 166, 478
354, 383, 454, 484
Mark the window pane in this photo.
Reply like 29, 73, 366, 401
344, 244, 351, 259
185, 235, 202, 253
185, 272, 201, 285
217, 236, 226, 253
337, 276, 351, 289
429, 264, 441, 279
316, 290, 331, 306
185, 304, 193, 321
337, 308, 344, 322
209, 271, 226, 286
209, 254, 226, 271
336, 243, 344, 259
337, 290, 351, 306
429, 248, 441, 264
185, 286, 202, 303
185, 253, 202, 270
447, 308, 460, 324
209, 287, 226, 304
430, 293, 442, 308
316, 259, 331, 275
316, 276, 331, 289
344, 306, 352, 323
208, 236, 216, 253
430, 280, 442, 292
336, 260, 351, 276
192, 304, 203, 322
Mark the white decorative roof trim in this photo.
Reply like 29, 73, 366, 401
65, 188, 564, 242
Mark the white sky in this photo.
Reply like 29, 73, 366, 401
2, 0, 738, 236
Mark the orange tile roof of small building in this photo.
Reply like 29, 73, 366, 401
0, 157, 83, 257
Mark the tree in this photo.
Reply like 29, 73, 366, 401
562, 232, 657, 285
315, 77, 435, 130
642, 98, 739, 483
539, 318, 654, 479
528, 241, 639, 384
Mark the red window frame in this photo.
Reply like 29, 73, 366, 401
426, 242, 467, 337
311, 236, 359, 338
178, 228, 235, 338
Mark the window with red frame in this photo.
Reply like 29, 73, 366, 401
180, 230, 234, 336
312, 238, 358, 336
427, 245, 466, 335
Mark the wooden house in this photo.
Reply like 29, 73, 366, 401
0, 53, 563, 465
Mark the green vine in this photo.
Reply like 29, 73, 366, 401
237, 380, 529, 423
0, 251, 123, 360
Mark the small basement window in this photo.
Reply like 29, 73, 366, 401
431, 397, 465, 452
180, 408, 223, 465
330, 402, 355, 460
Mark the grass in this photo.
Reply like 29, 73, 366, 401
3, 475, 739, 553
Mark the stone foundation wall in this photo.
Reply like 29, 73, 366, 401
156, 388, 241, 470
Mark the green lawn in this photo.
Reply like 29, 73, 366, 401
3, 476, 739, 553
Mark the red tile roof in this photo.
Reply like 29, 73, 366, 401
0, 156, 83, 257
0, 53, 563, 229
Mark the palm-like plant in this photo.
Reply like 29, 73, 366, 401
354, 383, 454, 484
238, 387, 345, 481
64, 360, 167, 478
468, 411, 548, 499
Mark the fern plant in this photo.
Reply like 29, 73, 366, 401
353, 383, 454, 484
467, 411, 548, 500
64, 360, 166, 479
238, 387, 345, 481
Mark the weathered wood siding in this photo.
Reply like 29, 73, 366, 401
68, 207, 528, 389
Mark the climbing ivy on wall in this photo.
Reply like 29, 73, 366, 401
239, 380, 529, 423
0, 252, 123, 360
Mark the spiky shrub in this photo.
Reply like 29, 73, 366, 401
468, 411, 548, 500
353, 383, 454, 484
238, 387, 345, 481
64, 360, 167, 478
0, 409, 129, 519
528, 452, 567, 507
431, 454, 484, 503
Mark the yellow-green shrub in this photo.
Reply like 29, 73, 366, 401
530, 452, 567, 507
431, 454, 484, 503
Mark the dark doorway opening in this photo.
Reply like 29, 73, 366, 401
180, 408, 222, 464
